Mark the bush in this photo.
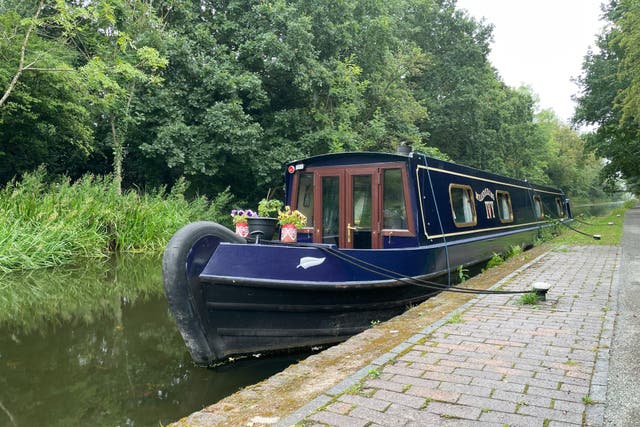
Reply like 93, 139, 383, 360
486, 253, 504, 269
0, 168, 234, 272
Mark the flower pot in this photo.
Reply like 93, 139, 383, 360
280, 223, 297, 243
247, 217, 278, 240
234, 222, 249, 238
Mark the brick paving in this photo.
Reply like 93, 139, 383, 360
278, 246, 620, 426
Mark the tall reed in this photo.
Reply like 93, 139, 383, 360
0, 168, 233, 272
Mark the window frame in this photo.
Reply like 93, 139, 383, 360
293, 171, 315, 229
533, 194, 544, 219
555, 197, 565, 218
380, 165, 414, 237
496, 190, 514, 223
449, 184, 477, 228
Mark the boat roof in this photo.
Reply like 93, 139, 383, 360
286, 151, 409, 168
286, 151, 564, 195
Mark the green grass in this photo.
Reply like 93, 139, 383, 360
446, 312, 464, 324
484, 244, 525, 271
0, 168, 233, 272
582, 396, 595, 404
552, 200, 636, 247
368, 368, 381, 378
505, 244, 523, 258
456, 265, 469, 282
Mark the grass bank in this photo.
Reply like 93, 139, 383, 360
552, 199, 637, 246
0, 169, 233, 273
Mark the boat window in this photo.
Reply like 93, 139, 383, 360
533, 195, 544, 219
322, 176, 340, 245
383, 169, 407, 229
555, 197, 565, 218
296, 173, 314, 226
352, 175, 372, 228
450, 184, 477, 227
496, 191, 514, 223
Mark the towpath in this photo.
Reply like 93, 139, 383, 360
177, 205, 639, 427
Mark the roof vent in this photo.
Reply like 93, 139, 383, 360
397, 141, 411, 156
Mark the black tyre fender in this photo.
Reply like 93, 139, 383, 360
162, 221, 245, 365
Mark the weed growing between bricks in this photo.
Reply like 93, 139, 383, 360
516, 291, 541, 305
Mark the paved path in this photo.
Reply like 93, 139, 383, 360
605, 205, 640, 425
278, 244, 621, 426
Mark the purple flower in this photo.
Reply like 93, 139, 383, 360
231, 209, 238, 215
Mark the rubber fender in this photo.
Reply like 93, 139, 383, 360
162, 221, 245, 364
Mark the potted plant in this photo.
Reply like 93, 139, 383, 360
257, 198, 284, 218
278, 206, 307, 243
247, 197, 283, 240
231, 209, 256, 237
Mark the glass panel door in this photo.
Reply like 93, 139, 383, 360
348, 175, 373, 249
320, 175, 340, 245
311, 167, 386, 249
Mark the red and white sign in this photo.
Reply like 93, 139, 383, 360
485, 201, 495, 219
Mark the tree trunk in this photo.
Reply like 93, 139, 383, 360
0, 0, 44, 108
111, 116, 123, 196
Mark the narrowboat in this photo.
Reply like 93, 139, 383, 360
162, 147, 571, 365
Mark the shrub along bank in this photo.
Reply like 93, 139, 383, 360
0, 169, 232, 273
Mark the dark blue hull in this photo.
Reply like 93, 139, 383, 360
164, 222, 541, 365
199, 274, 440, 358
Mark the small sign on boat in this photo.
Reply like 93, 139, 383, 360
485, 201, 495, 219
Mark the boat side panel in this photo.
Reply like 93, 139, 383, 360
416, 162, 567, 242
200, 243, 446, 284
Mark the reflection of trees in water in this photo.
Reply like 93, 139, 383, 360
0, 255, 305, 426
1, 295, 199, 426
572, 201, 625, 218
0, 253, 163, 332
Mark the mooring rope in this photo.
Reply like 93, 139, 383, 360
572, 217, 596, 226
558, 220, 601, 240
311, 245, 533, 295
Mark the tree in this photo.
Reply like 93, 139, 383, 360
0, 0, 44, 107
72, 0, 168, 193
615, 0, 640, 125
0, 0, 93, 181
0, 0, 168, 190
574, 0, 640, 195
404, 0, 500, 165
537, 110, 605, 200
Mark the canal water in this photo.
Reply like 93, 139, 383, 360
571, 200, 626, 217
0, 256, 307, 427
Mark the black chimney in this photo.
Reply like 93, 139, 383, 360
397, 141, 411, 156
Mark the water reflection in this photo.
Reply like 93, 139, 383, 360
572, 201, 625, 218
0, 254, 164, 332
0, 256, 305, 427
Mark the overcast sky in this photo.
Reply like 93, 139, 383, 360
455, 0, 605, 123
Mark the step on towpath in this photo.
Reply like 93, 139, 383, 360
274, 244, 620, 427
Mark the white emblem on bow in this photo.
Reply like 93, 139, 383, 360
296, 257, 326, 269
